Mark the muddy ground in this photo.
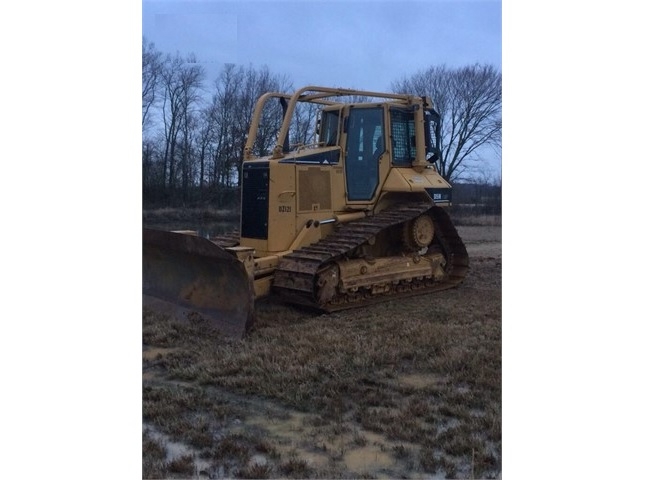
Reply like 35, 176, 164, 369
143, 224, 501, 479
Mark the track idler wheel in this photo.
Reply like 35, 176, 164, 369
403, 214, 435, 251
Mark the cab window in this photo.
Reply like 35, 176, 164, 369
390, 108, 415, 166
320, 110, 340, 146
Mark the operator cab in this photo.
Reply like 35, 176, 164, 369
318, 104, 442, 202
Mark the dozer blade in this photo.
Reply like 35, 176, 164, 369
143, 228, 255, 338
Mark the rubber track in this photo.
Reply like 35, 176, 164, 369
272, 202, 469, 311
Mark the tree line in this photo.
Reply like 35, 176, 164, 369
142, 37, 501, 207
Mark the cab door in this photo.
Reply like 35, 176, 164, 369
344, 107, 384, 201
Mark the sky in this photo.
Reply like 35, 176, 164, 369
142, 0, 502, 174
142, 0, 501, 93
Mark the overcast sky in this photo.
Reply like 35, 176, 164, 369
142, 0, 501, 92
142, 0, 502, 173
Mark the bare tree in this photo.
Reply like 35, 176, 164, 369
142, 37, 163, 131
176, 54, 205, 201
392, 64, 501, 181
196, 104, 215, 193
205, 65, 292, 188
210, 64, 244, 188
158, 52, 205, 197
291, 103, 318, 147
239, 66, 292, 158
142, 137, 162, 193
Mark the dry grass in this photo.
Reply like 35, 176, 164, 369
142, 430, 168, 479
143, 207, 239, 237
142, 226, 501, 478
142, 206, 239, 223
451, 213, 502, 226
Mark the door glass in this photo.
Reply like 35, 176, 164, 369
345, 108, 383, 201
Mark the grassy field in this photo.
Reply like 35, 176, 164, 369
142, 222, 501, 479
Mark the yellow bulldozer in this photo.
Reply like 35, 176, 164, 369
143, 86, 469, 338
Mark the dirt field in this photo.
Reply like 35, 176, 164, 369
143, 224, 501, 479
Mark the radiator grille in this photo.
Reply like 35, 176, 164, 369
298, 167, 331, 212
